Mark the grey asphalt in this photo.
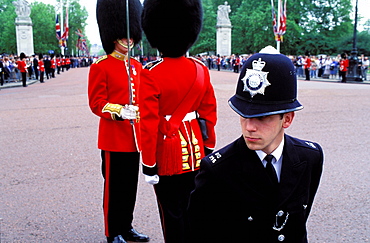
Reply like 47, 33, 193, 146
1, 67, 369, 242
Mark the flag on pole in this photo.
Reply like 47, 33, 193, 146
271, 0, 280, 41
61, 5, 69, 47
75, 29, 84, 38
279, 0, 287, 41
271, 0, 287, 42
56, 14, 61, 40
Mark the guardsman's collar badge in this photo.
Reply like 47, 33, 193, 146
242, 58, 270, 97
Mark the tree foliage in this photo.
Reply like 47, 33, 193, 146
0, 0, 88, 56
189, 0, 370, 56
0, 0, 17, 54
1, 0, 369, 57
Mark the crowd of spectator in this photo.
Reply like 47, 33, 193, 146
0, 53, 94, 86
291, 54, 369, 81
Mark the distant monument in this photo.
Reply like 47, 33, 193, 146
216, 1, 232, 56
13, 0, 34, 56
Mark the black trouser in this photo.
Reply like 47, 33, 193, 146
21, 72, 27, 86
34, 69, 39, 80
40, 71, 44, 82
101, 151, 140, 237
154, 171, 198, 243
339, 70, 347, 82
305, 68, 310, 80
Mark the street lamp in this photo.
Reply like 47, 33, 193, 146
347, 0, 362, 81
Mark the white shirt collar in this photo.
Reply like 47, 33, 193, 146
255, 136, 285, 163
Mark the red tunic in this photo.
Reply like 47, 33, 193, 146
38, 60, 45, 72
340, 59, 349, 72
17, 60, 27, 73
51, 59, 56, 69
88, 52, 142, 152
140, 56, 217, 176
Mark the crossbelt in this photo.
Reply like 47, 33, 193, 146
165, 111, 197, 122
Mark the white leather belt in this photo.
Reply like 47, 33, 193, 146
165, 111, 197, 121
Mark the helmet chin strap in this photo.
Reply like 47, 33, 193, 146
117, 39, 134, 49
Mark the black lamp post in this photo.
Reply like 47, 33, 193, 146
347, 0, 362, 81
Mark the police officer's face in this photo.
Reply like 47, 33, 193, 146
240, 112, 294, 154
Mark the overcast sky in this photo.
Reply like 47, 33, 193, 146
28, 0, 370, 46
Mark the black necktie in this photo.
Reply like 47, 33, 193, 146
265, 154, 278, 186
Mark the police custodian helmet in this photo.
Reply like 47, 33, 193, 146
141, 0, 203, 58
229, 46, 303, 118
96, 0, 142, 54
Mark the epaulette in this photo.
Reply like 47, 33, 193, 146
144, 59, 163, 70
188, 56, 206, 66
204, 142, 237, 166
294, 138, 319, 151
94, 55, 108, 64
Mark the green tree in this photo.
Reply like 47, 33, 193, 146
190, 0, 216, 55
0, 0, 17, 54
31, 2, 58, 54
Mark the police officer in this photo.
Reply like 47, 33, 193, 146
88, 0, 149, 243
188, 46, 324, 243
140, 0, 217, 242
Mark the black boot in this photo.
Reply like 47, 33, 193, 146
122, 228, 150, 242
107, 235, 127, 243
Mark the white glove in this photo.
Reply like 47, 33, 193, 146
145, 174, 160, 185
120, 104, 138, 120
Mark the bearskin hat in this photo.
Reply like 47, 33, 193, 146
39, 53, 43, 59
97, 0, 143, 54
142, 0, 203, 57
20, 52, 26, 59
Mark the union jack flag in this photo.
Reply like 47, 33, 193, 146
279, 0, 287, 39
56, 14, 61, 40
271, 0, 287, 42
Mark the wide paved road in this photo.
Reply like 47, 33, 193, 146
1, 67, 369, 242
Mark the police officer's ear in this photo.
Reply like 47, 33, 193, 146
282, 112, 295, 129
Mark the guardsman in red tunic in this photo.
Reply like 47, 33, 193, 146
140, 0, 217, 242
88, 1, 149, 243
65, 55, 71, 71
17, 52, 28, 87
339, 53, 349, 83
61, 55, 66, 72
56, 55, 61, 75
38, 53, 45, 83
50, 54, 56, 78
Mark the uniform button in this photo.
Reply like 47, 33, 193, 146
248, 216, 253, 221
278, 234, 285, 241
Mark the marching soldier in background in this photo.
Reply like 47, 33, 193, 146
38, 53, 45, 83
140, 0, 217, 242
50, 54, 56, 78
56, 54, 61, 75
88, 0, 149, 243
188, 46, 324, 243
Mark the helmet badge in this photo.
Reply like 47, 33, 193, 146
242, 58, 270, 97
